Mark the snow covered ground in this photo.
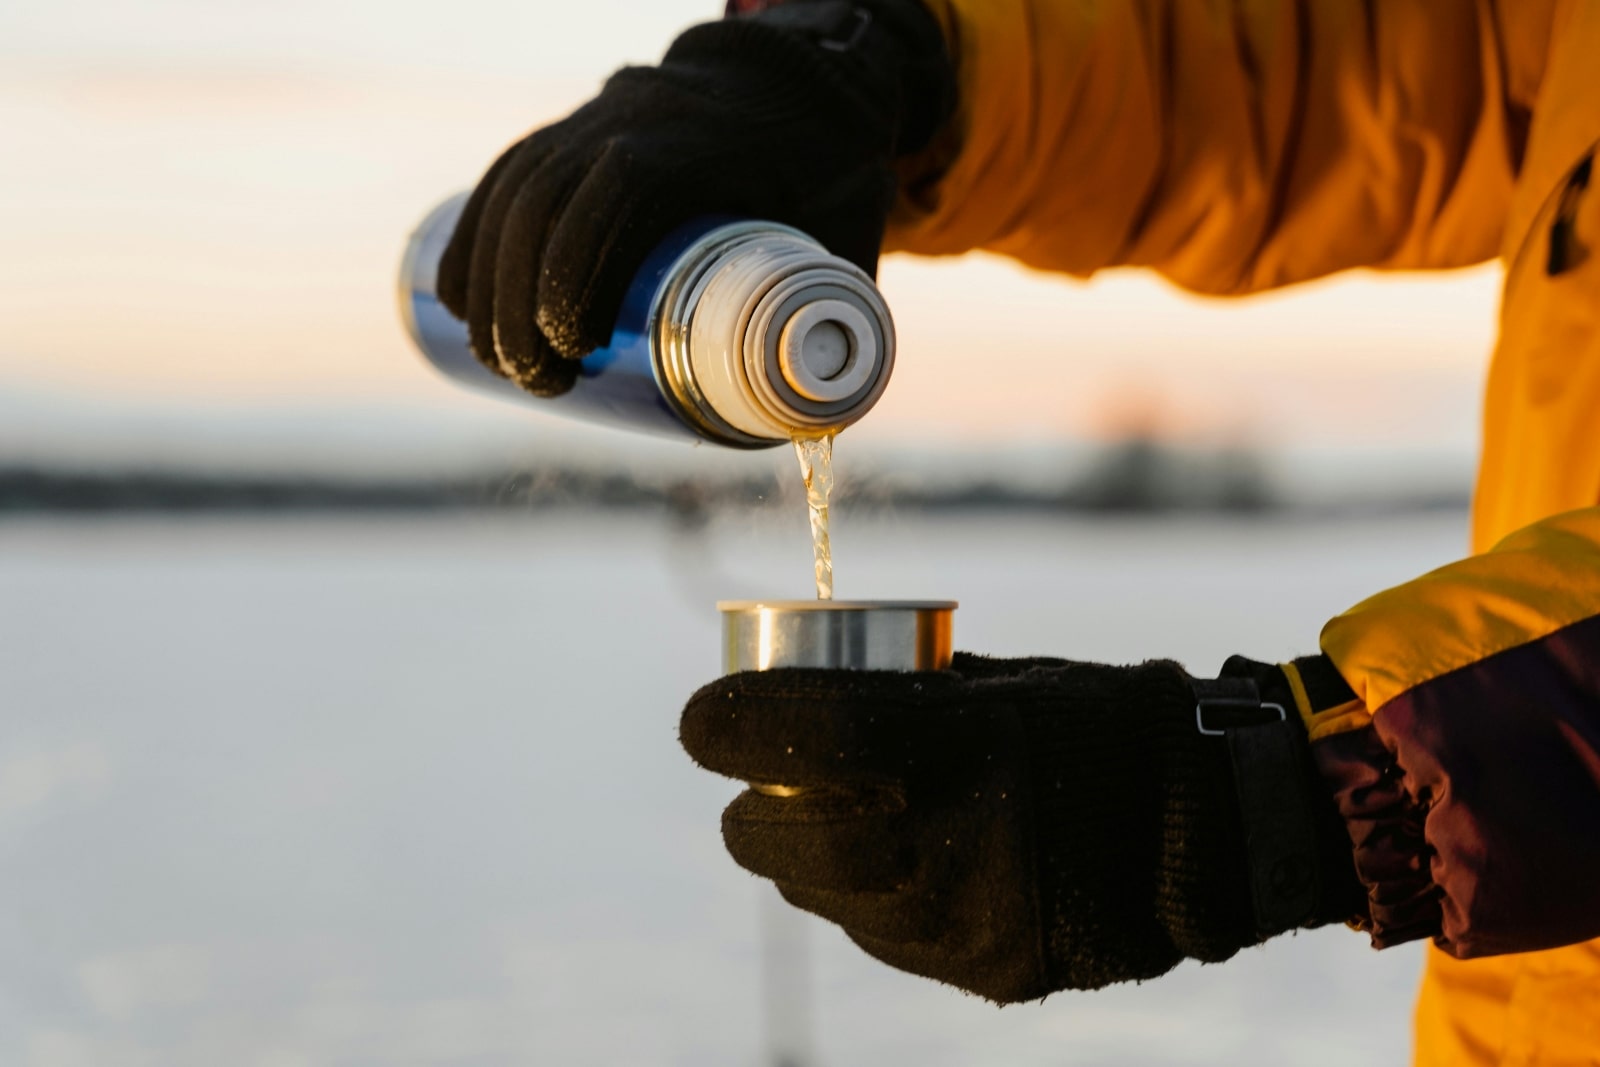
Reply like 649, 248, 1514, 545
0, 510, 1460, 1066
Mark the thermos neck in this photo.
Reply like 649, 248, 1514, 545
652, 224, 895, 446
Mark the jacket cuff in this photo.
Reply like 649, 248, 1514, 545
1283, 655, 1443, 948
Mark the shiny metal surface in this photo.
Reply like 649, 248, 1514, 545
400, 196, 894, 448
648, 220, 812, 448
398, 194, 722, 443
719, 600, 956, 673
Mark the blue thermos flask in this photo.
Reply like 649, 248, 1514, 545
398, 194, 896, 448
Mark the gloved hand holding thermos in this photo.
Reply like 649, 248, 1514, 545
437, 0, 952, 388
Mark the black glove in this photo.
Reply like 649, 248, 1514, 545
679, 653, 1363, 1003
435, 0, 954, 396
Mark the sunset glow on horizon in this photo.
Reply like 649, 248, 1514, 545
1, 0, 1501, 455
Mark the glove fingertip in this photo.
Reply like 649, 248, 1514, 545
679, 668, 870, 779
435, 191, 490, 320
436, 140, 535, 321
678, 672, 773, 767
504, 351, 580, 397
678, 679, 738, 769
435, 237, 471, 320
540, 149, 711, 361
536, 282, 617, 361
537, 231, 642, 362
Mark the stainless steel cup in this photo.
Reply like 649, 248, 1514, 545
719, 600, 957, 673
719, 600, 956, 796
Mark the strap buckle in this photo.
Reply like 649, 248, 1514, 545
1196, 697, 1285, 737
1191, 675, 1318, 935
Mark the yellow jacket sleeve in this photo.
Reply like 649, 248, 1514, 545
886, 0, 1549, 294
1322, 507, 1600, 716
1299, 507, 1600, 958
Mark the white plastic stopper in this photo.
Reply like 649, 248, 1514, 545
802, 320, 851, 381
777, 300, 877, 403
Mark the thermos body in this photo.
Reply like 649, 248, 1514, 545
399, 194, 896, 448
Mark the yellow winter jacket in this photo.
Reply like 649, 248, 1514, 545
882, 2, 1600, 1063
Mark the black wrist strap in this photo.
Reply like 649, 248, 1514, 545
1192, 677, 1320, 936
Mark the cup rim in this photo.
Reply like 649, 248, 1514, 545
717, 599, 957, 613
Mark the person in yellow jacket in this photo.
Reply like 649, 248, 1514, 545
435, 1, 1600, 1062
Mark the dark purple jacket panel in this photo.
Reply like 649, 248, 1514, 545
1314, 613, 1600, 957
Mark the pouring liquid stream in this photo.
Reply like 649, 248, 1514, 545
792, 434, 836, 600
